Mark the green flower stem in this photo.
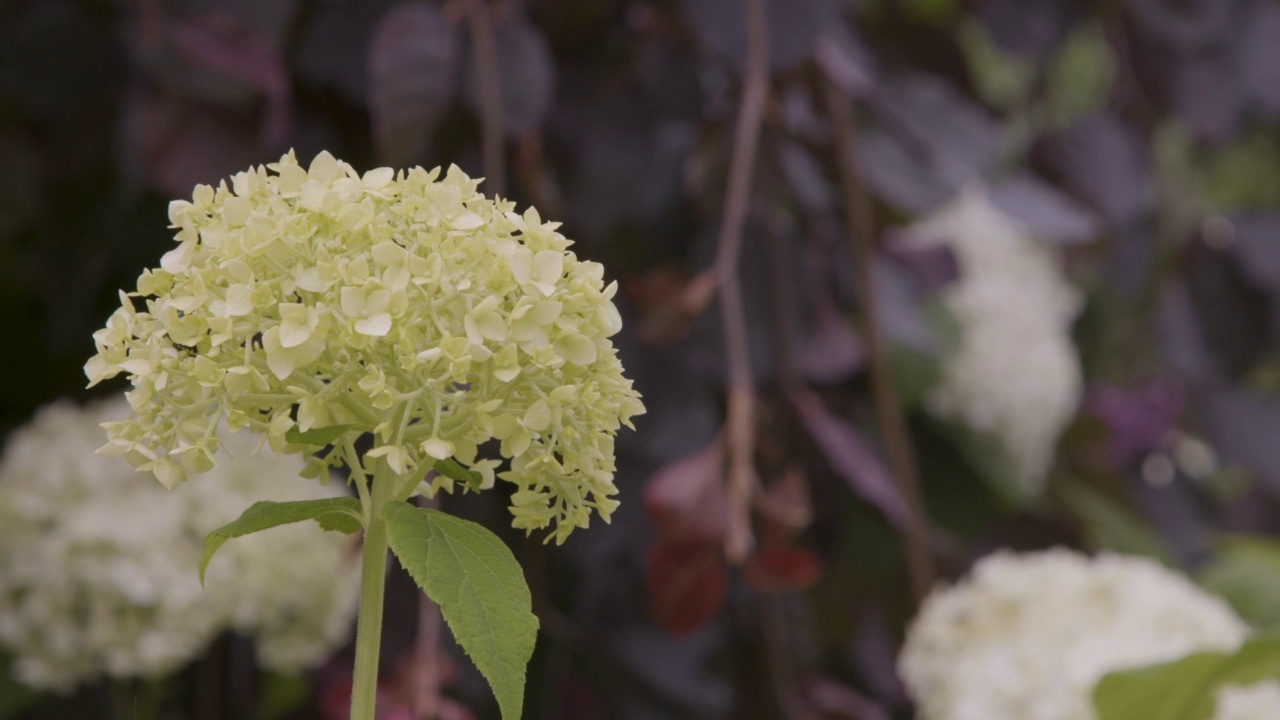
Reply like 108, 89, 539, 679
350, 460, 395, 720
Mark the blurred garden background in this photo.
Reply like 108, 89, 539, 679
5, 0, 1280, 718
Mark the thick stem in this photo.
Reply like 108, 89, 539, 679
349, 462, 395, 720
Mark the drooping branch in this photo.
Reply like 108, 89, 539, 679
819, 79, 936, 601
714, 0, 770, 563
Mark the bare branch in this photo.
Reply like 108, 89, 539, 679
819, 79, 936, 601
715, 0, 770, 563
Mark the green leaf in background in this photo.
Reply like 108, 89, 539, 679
383, 501, 538, 720
259, 672, 312, 720
284, 424, 356, 445
957, 19, 1036, 111
1199, 535, 1280, 629
200, 498, 363, 583
1045, 21, 1114, 129
1055, 480, 1174, 564
433, 457, 484, 490
1092, 633, 1280, 720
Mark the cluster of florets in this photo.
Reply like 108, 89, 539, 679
0, 398, 359, 691
899, 549, 1250, 720
1212, 682, 1280, 720
86, 151, 643, 541
904, 187, 1082, 496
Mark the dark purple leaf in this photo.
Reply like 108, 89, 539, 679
1085, 379, 1186, 464
119, 85, 262, 198
680, 0, 839, 74
791, 390, 909, 527
808, 678, 892, 720
1124, 0, 1241, 50
1202, 388, 1280, 493
463, 15, 555, 136
167, 16, 291, 148
797, 299, 866, 385
1049, 112, 1152, 228
872, 257, 935, 351
857, 73, 1003, 212
847, 604, 907, 704
989, 173, 1101, 245
881, 235, 959, 294
1228, 214, 1280, 292
1242, 2, 1280, 117
1186, 240, 1272, 378
296, 0, 396, 105
855, 129, 956, 213
1157, 281, 1224, 384
1168, 51, 1244, 142
977, 0, 1078, 59
814, 23, 878, 97
367, 3, 461, 166
778, 142, 833, 212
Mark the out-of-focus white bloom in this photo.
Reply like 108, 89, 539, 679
900, 549, 1249, 720
905, 187, 1083, 495
1212, 682, 1280, 720
0, 398, 360, 691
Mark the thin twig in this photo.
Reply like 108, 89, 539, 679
464, 0, 506, 195
715, 0, 770, 563
819, 79, 936, 601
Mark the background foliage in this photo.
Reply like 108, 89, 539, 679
4, 0, 1280, 718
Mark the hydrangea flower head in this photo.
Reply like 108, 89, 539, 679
0, 398, 359, 691
904, 187, 1082, 496
86, 151, 644, 541
900, 549, 1248, 720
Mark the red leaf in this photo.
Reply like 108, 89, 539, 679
791, 390, 909, 527
743, 545, 823, 593
646, 539, 727, 635
368, 3, 461, 166
644, 438, 728, 542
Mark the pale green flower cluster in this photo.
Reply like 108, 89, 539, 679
0, 398, 359, 691
86, 151, 643, 540
900, 549, 1249, 720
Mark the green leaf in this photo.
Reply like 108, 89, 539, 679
1056, 480, 1174, 564
1199, 535, 1280, 629
383, 501, 538, 720
285, 424, 355, 445
1093, 633, 1280, 720
433, 457, 483, 490
200, 498, 363, 583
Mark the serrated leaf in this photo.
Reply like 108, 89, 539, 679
200, 498, 362, 583
284, 424, 355, 445
433, 457, 483, 490
1092, 633, 1280, 720
384, 501, 538, 720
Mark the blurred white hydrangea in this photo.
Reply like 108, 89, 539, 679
900, 549, 1249, 720
906, 187, 1082, 495
1212, 682, 1280, 720
0, 397, 360, 691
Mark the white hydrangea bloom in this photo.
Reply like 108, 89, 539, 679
900, 549, 1249, 720
905, 187, 1082, 495
1212, 682, 1280, 720
0, 398, 360, 691
85, 152, 643, 542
